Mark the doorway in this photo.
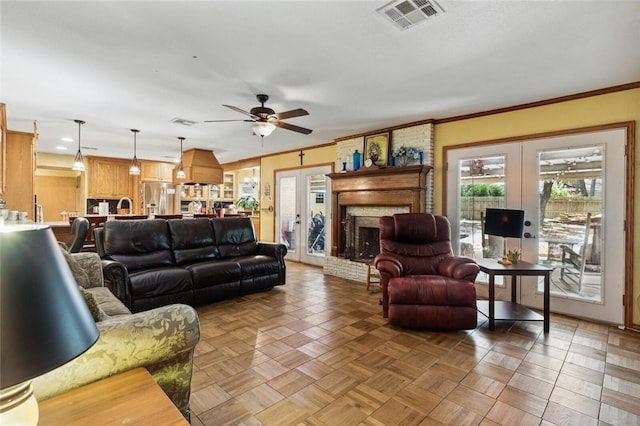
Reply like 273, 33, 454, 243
446, 127, 627, 325
276, 165, 331, 266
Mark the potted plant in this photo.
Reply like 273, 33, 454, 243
236, 195, 259, 214
391, 146, 420, 167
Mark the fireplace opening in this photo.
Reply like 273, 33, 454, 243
346, 215, 381, 262
357, 227, 380, 260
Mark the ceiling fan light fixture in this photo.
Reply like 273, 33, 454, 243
129, 129, 140, 175
71, 119, 86, 171
176, 137, 186, 179
251, 122, 276, 137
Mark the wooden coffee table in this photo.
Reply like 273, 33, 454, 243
38, 368, 189, 425
476, 259, 552, 333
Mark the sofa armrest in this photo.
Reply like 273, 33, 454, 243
256, 241, 287, 260
438, 256, 480, 282
33, 304, 200, 419
256, 242, 288, 285
101, 259, 130, 306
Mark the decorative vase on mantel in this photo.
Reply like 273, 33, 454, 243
395, 156, 410, 167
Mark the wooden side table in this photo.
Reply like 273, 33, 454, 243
38, 368, 189, 425
476, 259, 552, 333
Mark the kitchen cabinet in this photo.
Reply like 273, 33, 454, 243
221, 172, 235, 201
180, 184, 208, 201
141, 161, 174, 182
88, 157, 135, 199
251, 215, 260, 240
3, 129, 35, 214
1, 103, 6, 195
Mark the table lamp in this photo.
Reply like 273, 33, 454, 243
1, 225, 99, 425
484, 208, 525, 265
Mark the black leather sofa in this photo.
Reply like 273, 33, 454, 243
95, 217, 287, 313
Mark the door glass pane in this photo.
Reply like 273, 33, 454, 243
279, 176, 297, 252
537, 146, 603, 301
458, 156, 507, 259
458, 156, 507, 284
306, 173, 326, 256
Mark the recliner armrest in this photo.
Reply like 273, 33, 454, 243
374, 254, 403, 277
438, 256, 480, 282
101, 259, 130, 306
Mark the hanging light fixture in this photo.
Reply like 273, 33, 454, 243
129, 129, 140, 175
176, 137, 186, 179
244, 168, 259, 188
251, 122, 276, 146
71, 120, 85, 171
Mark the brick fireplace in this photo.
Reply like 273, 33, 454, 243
323, 165, 431, 282
326, 165, 432, 258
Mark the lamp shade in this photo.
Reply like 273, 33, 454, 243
0, 225, 99, 390
484, 208, 525, 238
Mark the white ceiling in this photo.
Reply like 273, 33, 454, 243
2, 1, 639, 165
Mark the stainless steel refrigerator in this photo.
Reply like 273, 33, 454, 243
142, 182, 177, 215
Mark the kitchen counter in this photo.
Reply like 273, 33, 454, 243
44, 221, 71, 227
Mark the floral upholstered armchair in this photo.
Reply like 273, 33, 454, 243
32, 252, 200, 420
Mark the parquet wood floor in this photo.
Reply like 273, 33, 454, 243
190, 262, 640, 426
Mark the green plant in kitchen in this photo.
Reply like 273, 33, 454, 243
236, 195, 259, 213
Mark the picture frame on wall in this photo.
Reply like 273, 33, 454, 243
364, 132, 390, 167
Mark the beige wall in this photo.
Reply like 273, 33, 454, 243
432, 88, 640, 326
259, 145, 336, 242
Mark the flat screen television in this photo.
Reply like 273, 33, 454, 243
484, 208, 525, 238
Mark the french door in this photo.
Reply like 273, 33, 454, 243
447, 128, 626, 325
276, 165, 331, 266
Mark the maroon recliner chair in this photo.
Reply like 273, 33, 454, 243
374, 213, 480, 330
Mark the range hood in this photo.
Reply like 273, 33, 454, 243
173, 148, 224, 185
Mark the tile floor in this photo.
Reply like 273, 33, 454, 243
190, 261, 640, 425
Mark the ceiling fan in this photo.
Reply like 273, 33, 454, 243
205, 94, 312, 141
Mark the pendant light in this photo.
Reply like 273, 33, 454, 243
129, 129, 140, 175
176, 137, 186, 179
71, 120, 86, 171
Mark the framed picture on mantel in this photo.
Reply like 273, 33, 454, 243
364, 132, 390, 167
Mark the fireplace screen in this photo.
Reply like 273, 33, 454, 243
345, 215, 381, 261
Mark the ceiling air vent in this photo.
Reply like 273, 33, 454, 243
170, 117, 198, 126
377, 0, 444, 31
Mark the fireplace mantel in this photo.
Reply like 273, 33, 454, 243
327, 165, 432, 257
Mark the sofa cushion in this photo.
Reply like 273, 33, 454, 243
168, 218, 219, 265
235, 255, 281, 277
212, 217, 258, 258
79, 286, 109, 321
186, 260, 242, 289
86, 287, 131, 317
104, 220, 173, 271
128, 267, 193, 298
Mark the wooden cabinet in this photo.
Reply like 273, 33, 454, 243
221, 172, 235, 201
180, 184, 208, 201
251, 215, 260, 240
3, 129, 35, 214
141, 161, 174, 182
1, 103, 6, 195
88, 157, 134, 199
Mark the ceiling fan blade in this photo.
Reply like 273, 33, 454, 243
204, 119, 253, 123
274, 108, 309, 120
223, 104, 258, 119
273, 120, 313, 135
